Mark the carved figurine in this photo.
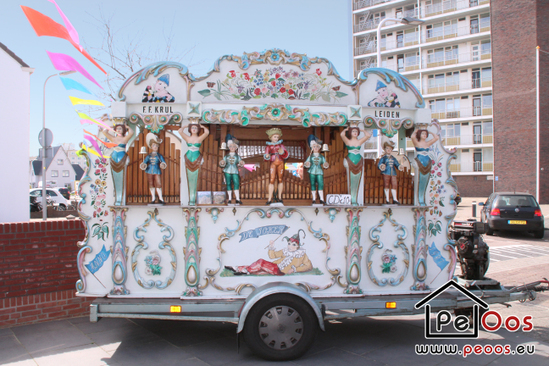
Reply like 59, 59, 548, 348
411, 128, 439, 206
340, 126, 372, 206
368, 80, 401, 108
224, 229, 312, 275
142, 74, 175, 103
219, 134, 245, 205
304, 135, 329, 205
100, 123, 134, 205
178, 122, 210, 205
264, 128, 289, 205
378, 141, 404, 205
139, 133, 167, 204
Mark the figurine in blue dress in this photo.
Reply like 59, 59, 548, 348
219, 134, 244, 204
140, 133, 167, 204
378, 141, 403, 204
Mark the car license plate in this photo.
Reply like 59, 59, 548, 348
508, 220, 527, 225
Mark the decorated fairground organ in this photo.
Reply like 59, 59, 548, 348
76, 49, 459, 299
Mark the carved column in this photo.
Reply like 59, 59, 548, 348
110, 207, 129, 295
182, 208, 202, 296
411, 207, 429, 291
344, 208, 363, 294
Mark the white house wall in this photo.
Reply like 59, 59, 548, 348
0, 48, 32, 223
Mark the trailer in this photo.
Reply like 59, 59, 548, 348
76, 49, 545, 360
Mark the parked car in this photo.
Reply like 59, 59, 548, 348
29, 188, 71, 210
480, 192, 545, 238
56, 187, 71, 200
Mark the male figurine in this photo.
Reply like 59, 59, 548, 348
304, 135, 329, 205
140, 133, 167, 204
264, 128, 289, 205
219, 134, 244, 204
378, 141, 403, 204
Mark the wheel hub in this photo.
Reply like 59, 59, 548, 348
258, 305, 303, 350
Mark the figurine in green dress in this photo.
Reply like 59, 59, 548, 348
340, 126, 372, 206
178, 122, 210, 205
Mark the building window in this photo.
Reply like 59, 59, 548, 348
62, 170, 70, 177
480, 13, 490, 31
51, 170, 59, 177
481, 40, 491, 58
472, 68, 480, 88
473, 95, 482, 116
481, 67, 492, 86
470, 15, 479, 34
473, 149, 483, 171
57, 159, 63, 165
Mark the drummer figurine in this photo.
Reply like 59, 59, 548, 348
140, 133, 167, 205
219, 134, 245, 205
264, 128, 289, 205
304, 135, 329, 205
378, 141, 403, 205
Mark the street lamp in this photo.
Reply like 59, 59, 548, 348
376, 17, 425, 67
41, 70, 76, 220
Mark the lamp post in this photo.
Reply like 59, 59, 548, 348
41, 70, 76, 220
376, 16, 424, 67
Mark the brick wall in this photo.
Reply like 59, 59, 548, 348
0, 219, 92, 328
492, 0, 549, 203
453, 175, 494, 198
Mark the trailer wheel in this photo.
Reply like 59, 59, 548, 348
243, 294, 318, 361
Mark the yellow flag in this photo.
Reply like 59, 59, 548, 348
82, 145, 110, 159
70, 96, 104, 106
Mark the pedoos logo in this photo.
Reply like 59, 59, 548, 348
415, 280, 533, 339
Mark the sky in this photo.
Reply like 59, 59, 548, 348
1, 0, 352, 155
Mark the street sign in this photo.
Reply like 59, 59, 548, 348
38, 128, 53, 148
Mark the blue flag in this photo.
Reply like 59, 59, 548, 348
428, 242, 449, 270
239, 225, 289, 243
60, 76, 93, 95
85, 245, 110, 274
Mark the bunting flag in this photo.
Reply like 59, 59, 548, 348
60, 77, 92, 95
47, 51, 103, 89
82, 143, 109, 159
84, 135, 107, 160
77, 112, 113, 131
84, 130, 118, 148
21, 6, 106, 74
69, 96, 104, 107
46, 0, 79, 46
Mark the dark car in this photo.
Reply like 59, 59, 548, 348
57, 187, 71, 200
480, 192, 545, 238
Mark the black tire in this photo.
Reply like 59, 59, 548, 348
243, 294, 319, 361
486, 227, 494, 236
534, 229, 545, 239
56, 204, 67, 211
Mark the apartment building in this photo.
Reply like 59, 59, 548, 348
352, 0, 494, 196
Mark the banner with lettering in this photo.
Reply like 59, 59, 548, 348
239, 225, 289, 243
84, 245, 110, 274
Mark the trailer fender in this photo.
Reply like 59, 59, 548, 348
236, 282, 325, 333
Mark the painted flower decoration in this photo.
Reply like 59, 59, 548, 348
315, 68, 322, 76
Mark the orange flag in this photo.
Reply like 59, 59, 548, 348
21, 6, 106, 74
83, 130, 118, 149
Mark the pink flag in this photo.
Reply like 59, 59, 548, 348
47, 0, 79, 46
46, 51, 103, 89
84, 135, 106, 160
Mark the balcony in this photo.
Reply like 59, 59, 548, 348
426, 77, 492, 94
354, 18, 383, 33
430, 106, 492, 119
424, 50, 491, 69
420, 0, 490, 18
353, 0, 398, 11
406, 132, 493, 148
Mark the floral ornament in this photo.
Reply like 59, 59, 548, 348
91, 222, 109, 241
381, 249, 397, 274
90, 158, 109, 220
145, 250, 162, 276
427, 146, 447, 236
198, 66, 348, 102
